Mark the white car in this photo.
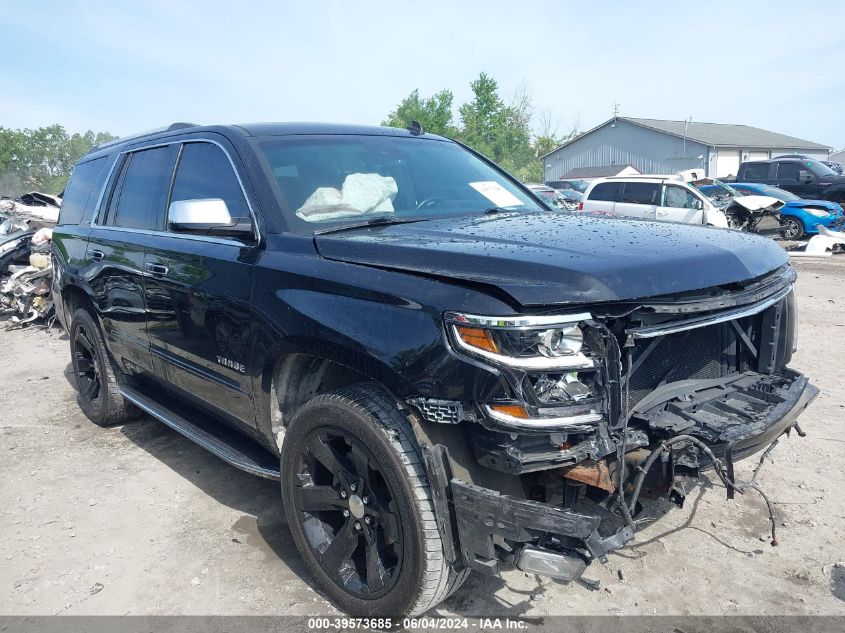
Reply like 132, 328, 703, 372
580, 176, 730, 228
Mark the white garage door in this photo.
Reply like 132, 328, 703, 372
748, 151, 769, 161
716, 150, 741, 178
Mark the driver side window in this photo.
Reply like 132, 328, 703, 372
663, 185, 699, 209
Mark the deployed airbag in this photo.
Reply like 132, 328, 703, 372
296, 173, 398, 222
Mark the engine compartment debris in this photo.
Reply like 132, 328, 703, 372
0, 193, 59, 328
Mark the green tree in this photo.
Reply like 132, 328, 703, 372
382, 89, 457, 137
383, 73, 578, 183
0, 125, 116, 196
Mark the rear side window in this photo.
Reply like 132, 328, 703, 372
743, 162, 770, 180
620, 182, 660, 205
58, 158, 106, 225
587, 182, 622, 202
169, 142, 250, 224
108, 147, 172, 230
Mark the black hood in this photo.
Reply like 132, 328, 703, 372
314, 212, 789, 307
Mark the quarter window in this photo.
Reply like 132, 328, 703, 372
587, 182, 622, 202
620, 182, 660, 205
743, 162, 770, 180
58, 158, 106, 225
109, 147, 173, 230
169, 142, 251, 229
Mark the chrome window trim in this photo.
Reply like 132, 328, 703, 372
628, 284, 794, 339
89, 138, 261, 247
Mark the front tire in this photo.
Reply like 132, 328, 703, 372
781, 217, 805, 240
69, 308, 138, 426
280, 384, 466, 617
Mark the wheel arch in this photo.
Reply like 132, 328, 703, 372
256, 340, 412, 452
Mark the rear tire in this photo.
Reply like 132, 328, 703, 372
781, 217, 805, 240
280, 384, 467, 617
69, 308, 138, 426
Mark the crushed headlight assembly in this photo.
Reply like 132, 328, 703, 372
444, 311, 594, 370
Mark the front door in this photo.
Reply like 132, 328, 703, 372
658, 184, 706, 224
143, 140, 260, 426
774, 161, 817, 198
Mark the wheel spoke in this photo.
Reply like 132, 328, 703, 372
307, 435, 343, 474
365, 538, 385, 593
75, 357, 94, 373
296, 485, 346, 512
380, 510, 400, 545
76, 332, 94, 355
348, 443, 369, 478
83, 376, 99, 401
321, 520, 358, 571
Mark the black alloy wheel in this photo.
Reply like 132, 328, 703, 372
293, 427, 403, 598
280, 384, 467, 617
73, 322, 102, 412
69, 308, 138, 426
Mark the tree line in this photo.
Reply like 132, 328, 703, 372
0, 125, 115, 196
0, 73, 573, 198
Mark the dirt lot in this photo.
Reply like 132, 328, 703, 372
1, 256, 844, 618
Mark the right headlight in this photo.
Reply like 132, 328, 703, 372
804, 208, 831, 218
444, 311, 594, 370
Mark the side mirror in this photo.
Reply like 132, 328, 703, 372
168, 199, 252, 237
694, 198, 704, 210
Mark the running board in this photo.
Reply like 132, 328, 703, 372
119, 385, 281, 480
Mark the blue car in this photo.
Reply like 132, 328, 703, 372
701, 182, 845, 239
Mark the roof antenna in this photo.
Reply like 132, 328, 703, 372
407, 120, 424, 136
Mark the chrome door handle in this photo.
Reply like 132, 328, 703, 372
89, 249, 105, 261
145, 262, 169, 276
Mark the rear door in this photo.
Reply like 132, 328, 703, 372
86, 145, 177, 373
740, 161, 774, 183
143, 140, 260, 426
614, 182, 660, 219
582, 181, 621, 214
658, 184, 706, 224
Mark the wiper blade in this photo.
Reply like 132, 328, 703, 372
313, 215, 427, 236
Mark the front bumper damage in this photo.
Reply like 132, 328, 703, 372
432, 368, 817, 582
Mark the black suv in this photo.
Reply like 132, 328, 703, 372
53, 123, 817, 617
736, 156, 845, 201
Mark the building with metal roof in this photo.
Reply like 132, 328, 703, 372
542, 117, 831, 181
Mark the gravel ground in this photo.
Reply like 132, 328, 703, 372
1, 255, 844, 618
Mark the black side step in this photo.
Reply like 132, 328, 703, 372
119, 385, 281, 480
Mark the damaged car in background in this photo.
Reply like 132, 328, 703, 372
53, 122, 817, 617
687, 177, 783, 234
0, 193, 59, 326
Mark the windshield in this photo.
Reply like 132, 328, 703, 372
804, 159, 837, 178
257, 135, 542, 232
749, 185, 801, 202
697, 180, 741, 199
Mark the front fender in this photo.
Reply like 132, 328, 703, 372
249, 236, 515, 443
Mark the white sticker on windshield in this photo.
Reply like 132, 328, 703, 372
469, 181, 523, 208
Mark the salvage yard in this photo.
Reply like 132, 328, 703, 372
1, 255, 844, 618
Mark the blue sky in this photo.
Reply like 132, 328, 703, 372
2, 0, 844, 149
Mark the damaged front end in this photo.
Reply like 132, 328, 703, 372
413, 264, 817, 583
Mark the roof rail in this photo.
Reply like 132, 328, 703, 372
92, 122, 200, 152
